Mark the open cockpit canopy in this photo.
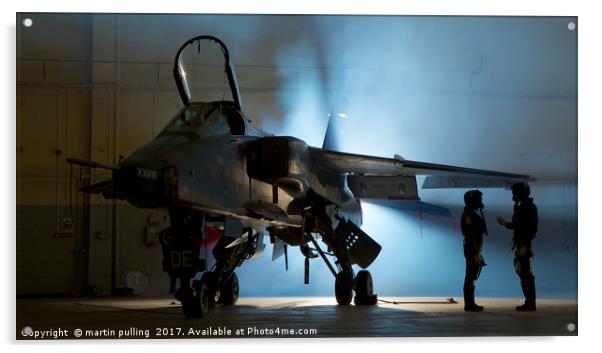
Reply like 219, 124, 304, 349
173, 35, 242, 110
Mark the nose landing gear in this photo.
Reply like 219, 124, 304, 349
159, 219, 209, 318
160, 209, 256, 318
177, 273, 212, 319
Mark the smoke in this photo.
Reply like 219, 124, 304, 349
261, 37, 330, 146
260, 16, 577, 180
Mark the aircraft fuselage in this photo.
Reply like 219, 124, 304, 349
119, 121, 362, 232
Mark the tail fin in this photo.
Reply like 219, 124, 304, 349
322, 112, 348, 150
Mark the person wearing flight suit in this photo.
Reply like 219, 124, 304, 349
497, 182, 538, 311
461, 190, 487, 312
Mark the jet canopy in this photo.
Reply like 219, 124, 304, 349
173, 36, 242, 110
160, 102, 245, 138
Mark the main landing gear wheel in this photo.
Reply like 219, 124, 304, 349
217, 272, 239, 305
354, 270, 377, 305
335, 271, 354, 305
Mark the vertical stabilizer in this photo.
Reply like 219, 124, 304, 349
322, 113, 349, 150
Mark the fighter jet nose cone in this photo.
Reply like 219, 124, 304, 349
114, 159, 173, 208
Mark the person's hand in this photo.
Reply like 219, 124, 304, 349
497, 216, 507, 226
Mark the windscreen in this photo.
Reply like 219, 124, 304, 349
162, 103, 228, 137
161, 102, 245, 137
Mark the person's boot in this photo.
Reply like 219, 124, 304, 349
526, 280, 536, 310
516, 280, 536, 311
516, 301, 536, 311
464, 285, 483, 312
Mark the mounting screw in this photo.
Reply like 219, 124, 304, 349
567, 322, 576, 332
567, 22, 576, 31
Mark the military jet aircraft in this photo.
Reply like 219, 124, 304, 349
68, 35, 534, 318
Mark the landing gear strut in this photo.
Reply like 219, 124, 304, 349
304, 205, 379, 307
329, 243, 377, 306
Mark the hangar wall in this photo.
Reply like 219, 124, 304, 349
17, 14, 92, 295
16, 14, 577, 298
17, 14, 185, 295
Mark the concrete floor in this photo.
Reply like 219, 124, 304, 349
16, 296, 577, 339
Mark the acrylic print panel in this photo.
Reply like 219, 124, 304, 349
16, 13, 577, 339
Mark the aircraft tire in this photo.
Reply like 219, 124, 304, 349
354, 270, 377, 305
354, 295, 378, 305
182, 277, 210, 319
354, 270, 373, 298
218, 272, 239, 305
335, 271, 354, 305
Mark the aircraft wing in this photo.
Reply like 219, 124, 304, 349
308, 148, 534, 190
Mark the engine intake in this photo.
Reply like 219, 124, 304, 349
246, 136, 310, 196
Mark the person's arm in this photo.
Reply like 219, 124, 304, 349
497, 216, 514, 229
506, 205, 535, 233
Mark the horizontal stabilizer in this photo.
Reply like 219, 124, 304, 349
365, 199, 452, 218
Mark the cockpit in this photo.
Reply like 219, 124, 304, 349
161, 101, 246, 138
160, 36, 248, 139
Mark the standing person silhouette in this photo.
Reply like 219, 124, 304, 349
461, 190, 487, 312
497, 182, 538, 311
